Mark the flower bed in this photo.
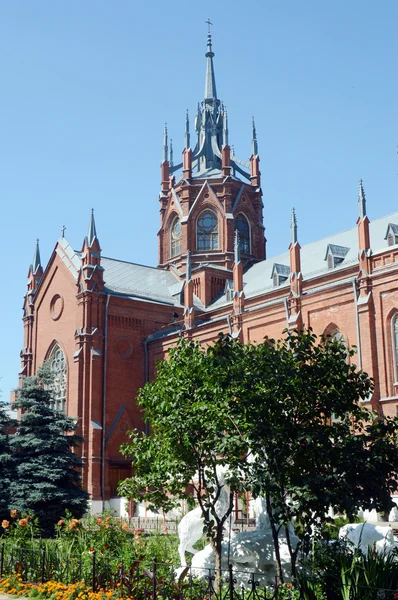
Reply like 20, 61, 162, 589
0, 576, 127, 600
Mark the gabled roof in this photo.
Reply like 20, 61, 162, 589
324, 244, 350, 260
384, 223, 398, 238
101, 257, 182, 306
271, 263, 290, 277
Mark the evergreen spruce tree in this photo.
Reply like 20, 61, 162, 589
10, 365, 88, 534
0, 401, 14, 523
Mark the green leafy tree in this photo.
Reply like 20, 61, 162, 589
0, 401, 15, 523
242, 329, 398, 581
10, 365, 88, 534
119, 335, 250, 587
119, 329, 398, 585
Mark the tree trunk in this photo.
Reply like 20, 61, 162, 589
284, 523, 299, 580
266, 491, 284, 583
211, 530, 223, 595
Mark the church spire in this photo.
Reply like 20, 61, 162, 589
184, 110, 190, 149
358, 179, 366, 219
87, 208, 97, 247
169, 139, 174, 168
162, 124, 168, 162
291, 207, 298, 244
32, 239, 41, 274
223, 107, 229, 146
251, 117, 258, 156
204, 20, 217, 102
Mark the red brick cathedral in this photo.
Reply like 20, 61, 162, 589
19, 33, 398, 513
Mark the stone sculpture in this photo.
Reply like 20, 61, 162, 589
339, 522, 397, 555
177, 465, 234, 568
179, 492, 299, 587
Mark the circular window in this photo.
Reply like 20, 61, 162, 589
199, 212, 217, 232
115, 336, 133, 359
50, 294, 64, 321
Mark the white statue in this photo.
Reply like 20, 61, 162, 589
189, 495, 299, 587
177, 465, 234, 568
339, 522, 397, 556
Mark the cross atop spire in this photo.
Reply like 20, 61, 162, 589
32, 239, 41, 274
87, 209, 97, 247
358, 179, 367, 219
204, 21, 217, 101
291, 207, 298, 244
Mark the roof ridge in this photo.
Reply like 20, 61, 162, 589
101, 255, 161, 270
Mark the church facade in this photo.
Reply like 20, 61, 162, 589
19, 33, 398, 513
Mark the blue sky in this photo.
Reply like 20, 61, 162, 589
1, 1, 397, 399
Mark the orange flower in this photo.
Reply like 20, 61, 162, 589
121, 522, 129, 531
19, 519, 28, 528
57, 519, 64, 526
10, 510, 18, 518
96, 517, 103, 524
2, 520, 10, 529
286, 583, 291, 589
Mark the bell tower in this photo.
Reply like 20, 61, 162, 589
158, 28, 266, 307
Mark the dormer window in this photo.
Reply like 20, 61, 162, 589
271, 264, 290, 287
384, 223, 398, 247
325, 244, 349, 269
225, 279, 234, 302
171, 217, 182, 257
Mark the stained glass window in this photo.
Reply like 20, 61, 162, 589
393, 316, 398, 382
234, 214, 250, 255
48, 345, 67, 413
171, 218, 182, 257
197, 211, 218, 251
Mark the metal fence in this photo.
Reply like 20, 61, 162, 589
1, 543, 397, 599
128, 515, 256, 534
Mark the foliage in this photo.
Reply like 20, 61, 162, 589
1, 508, 40, 542
1, 510, 179, 587
0, 401, 15, 523
319, 515, 364, 542
9, 365, 88, 535
240, 329, 398, 579
119, 328, 398, 586
54, 510, 179, 568
0, 576, 126, 600
119, 334, 251, 585
299, 538, 398, 600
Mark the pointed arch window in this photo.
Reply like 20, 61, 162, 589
197, 210, 218, 251
234, 214, 250, 255
48, 344, 67, 413
171, 217, 182, 257
392, 314, 398, 383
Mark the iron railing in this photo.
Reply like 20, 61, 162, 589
1, 543, 397, 599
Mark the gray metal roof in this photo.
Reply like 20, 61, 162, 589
55, 211, 398, 312
210, 210, 398, 309
101, 257, 182, 306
